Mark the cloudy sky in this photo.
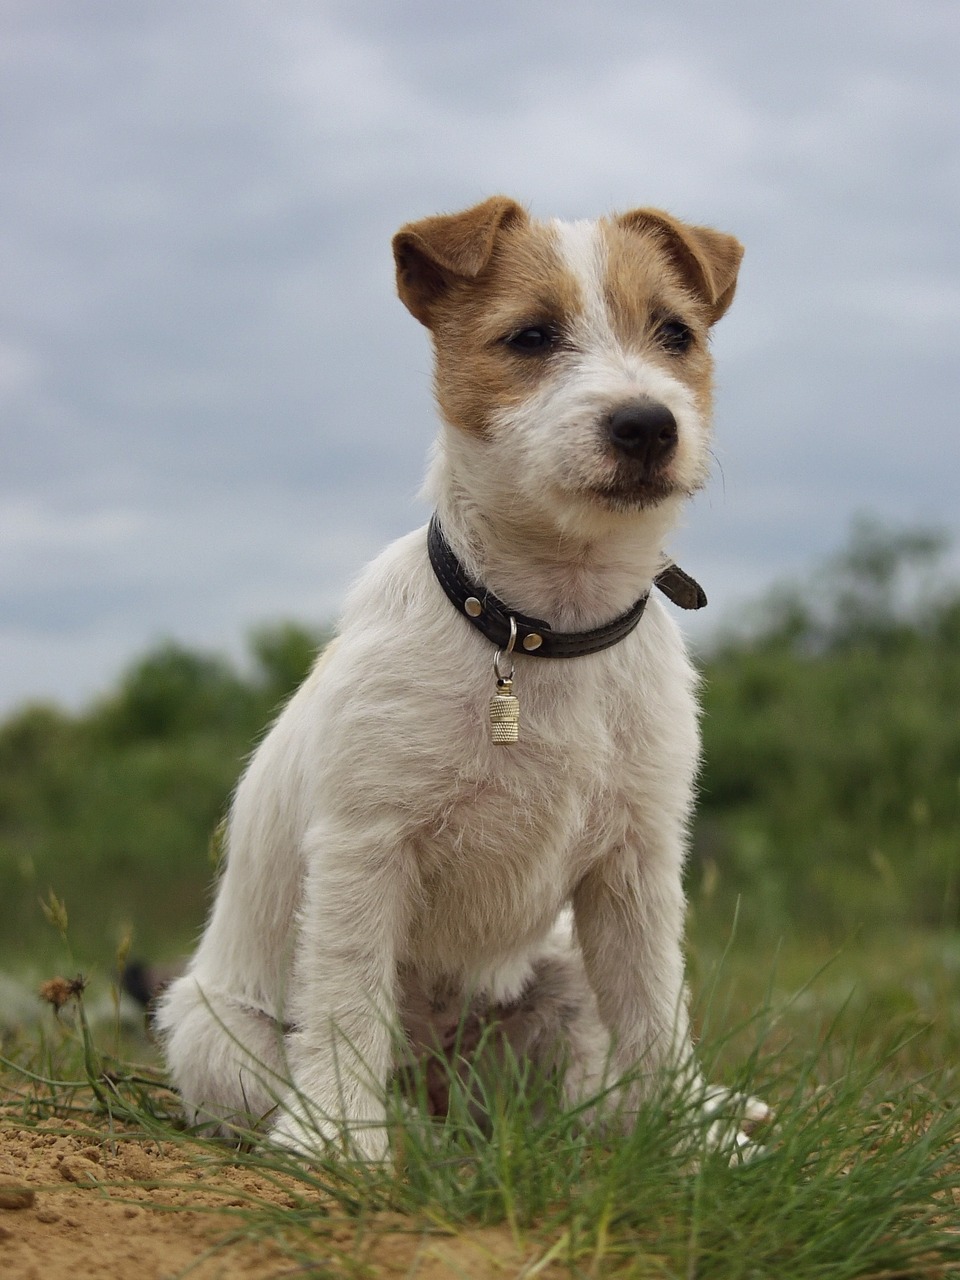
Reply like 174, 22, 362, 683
2, 0, 957, 714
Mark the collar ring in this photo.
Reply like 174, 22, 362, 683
494, 616, 517, 681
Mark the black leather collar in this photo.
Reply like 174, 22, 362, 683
427, 514, 706, 659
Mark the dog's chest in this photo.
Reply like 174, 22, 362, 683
402, 666, 646, 969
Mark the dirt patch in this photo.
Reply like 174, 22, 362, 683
0, 1119, 293, 1279
0, 1120, 549, 1279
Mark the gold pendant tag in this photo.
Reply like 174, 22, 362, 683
490, 615, 520, 745
490, 677, 520, 744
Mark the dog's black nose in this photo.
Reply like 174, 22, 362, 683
608, 401, 678, 466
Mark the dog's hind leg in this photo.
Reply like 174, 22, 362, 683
451, 924, 613, 1119
496, 958, 612, 1112
155, 973, 290, 1134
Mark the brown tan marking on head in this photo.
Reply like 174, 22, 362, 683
615, 208, 743, 324
394, 199, 585, 436
393, 196, 528, 328
600, 211, 744, 417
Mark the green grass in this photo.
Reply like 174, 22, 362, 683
3, 933, 958, 1278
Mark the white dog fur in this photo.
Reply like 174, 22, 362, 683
157, 196, 766, 1161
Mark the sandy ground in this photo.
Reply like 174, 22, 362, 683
0, 1118, 548, 1280
0, 987, 557, 1279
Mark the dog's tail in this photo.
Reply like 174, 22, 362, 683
120, 958, 184, 1011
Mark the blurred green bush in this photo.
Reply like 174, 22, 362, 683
0, 623, 330, 965
696, 516, 960, 935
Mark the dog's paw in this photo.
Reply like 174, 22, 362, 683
699, 1086, 773, 1164
268, 1108, 391, 1166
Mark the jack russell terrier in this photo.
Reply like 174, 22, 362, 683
157, 196, 768, 1160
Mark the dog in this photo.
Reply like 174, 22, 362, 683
157, 196, 767, 1162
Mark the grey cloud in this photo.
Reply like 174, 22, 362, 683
0, 0, 957, 712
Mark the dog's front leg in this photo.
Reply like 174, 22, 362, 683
573, 850, 772, 1154
572, 846, 693, 1109
270, 821, 415, 1164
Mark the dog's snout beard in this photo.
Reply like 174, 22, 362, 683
589, 398, 682, 510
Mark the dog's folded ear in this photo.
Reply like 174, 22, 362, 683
393, 196, 528, 327
616, 208, 744, 324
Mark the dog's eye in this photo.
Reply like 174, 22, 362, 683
657, 320, 693, 355
504, 326, 556, 353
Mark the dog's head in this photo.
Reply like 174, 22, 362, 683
393, 197, 742, 534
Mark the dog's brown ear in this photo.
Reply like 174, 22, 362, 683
393, 196, 528, 327
617, 208, 744, 324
